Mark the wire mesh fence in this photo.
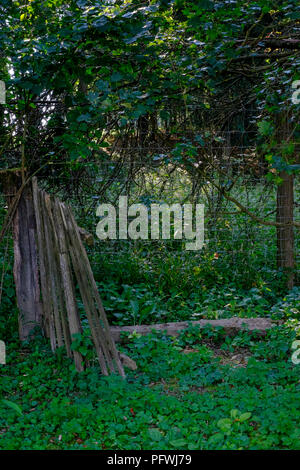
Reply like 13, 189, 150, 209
0, 126, 299, 289
32, 156, 299, 286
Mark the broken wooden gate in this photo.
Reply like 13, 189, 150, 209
1, 173, 125, 376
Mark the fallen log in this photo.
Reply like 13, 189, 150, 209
110, 317, 274, 342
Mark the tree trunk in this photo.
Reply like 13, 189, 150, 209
276, 171, 295, 290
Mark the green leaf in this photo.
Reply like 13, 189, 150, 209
77, 113, 91, 123
286, 12, 300, 20
130, 300, 139, 315
239, 412, 251, 422
217, 418, 232, 431
230, 409, 239, 419
257, 120, 274, 137
2, 399, 23, 416
93, 16, 109, 31
188, 442, 199, 450
148, 428, 162, 441
208, 433, 223, 443
169, 438, 187, 447
111, 72, 123, 82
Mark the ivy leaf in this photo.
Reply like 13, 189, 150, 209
93, 16, 109, 31
148, 428, 162, 441
257, 120, 274, 137
169, 438, 187, 447
77, 113, 91, 122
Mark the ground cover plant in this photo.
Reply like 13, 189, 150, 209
0, 0, 300, 452
1, 323, 300, 450
1, 167, 300, 451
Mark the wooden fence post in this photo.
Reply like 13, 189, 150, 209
0, 172, 43, 341
14, 185, 43, 340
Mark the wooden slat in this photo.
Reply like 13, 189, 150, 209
60, 203, 114, 374
68, 241, 109, 375
62, 203, 125, 377
52, 198, 84, 372
32, 180, 56, 350
42, 193, 64, 348
39, 190, 58, 351
32, 178, 126, 377
32, 178, 50, 336
39, 190, 72, 357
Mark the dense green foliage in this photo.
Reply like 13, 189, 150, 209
1, 0, 299, 178
1, 217, 300, 449
1, 325, 300, 450
0, 0, 299, 452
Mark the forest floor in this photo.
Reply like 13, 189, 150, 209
1, 203, 299, 450
1, 319, 300, 450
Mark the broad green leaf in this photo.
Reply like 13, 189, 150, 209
239, 412, 252, 422
2, 399, 23, 416
169, 438, 186, 447
217, 418, 232, 431
148, 428, 162, 441
230, 409, 239, 419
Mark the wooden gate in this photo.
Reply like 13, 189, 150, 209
0, 172, 126, 376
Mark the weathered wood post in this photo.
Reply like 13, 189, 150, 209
0, 171, 42, 340
275, 111, 296, 291
276, 171, 295, 290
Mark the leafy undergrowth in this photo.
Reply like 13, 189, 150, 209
1, 325, 299, 450
96, 279, 300, 326
91, 247, 300, 325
